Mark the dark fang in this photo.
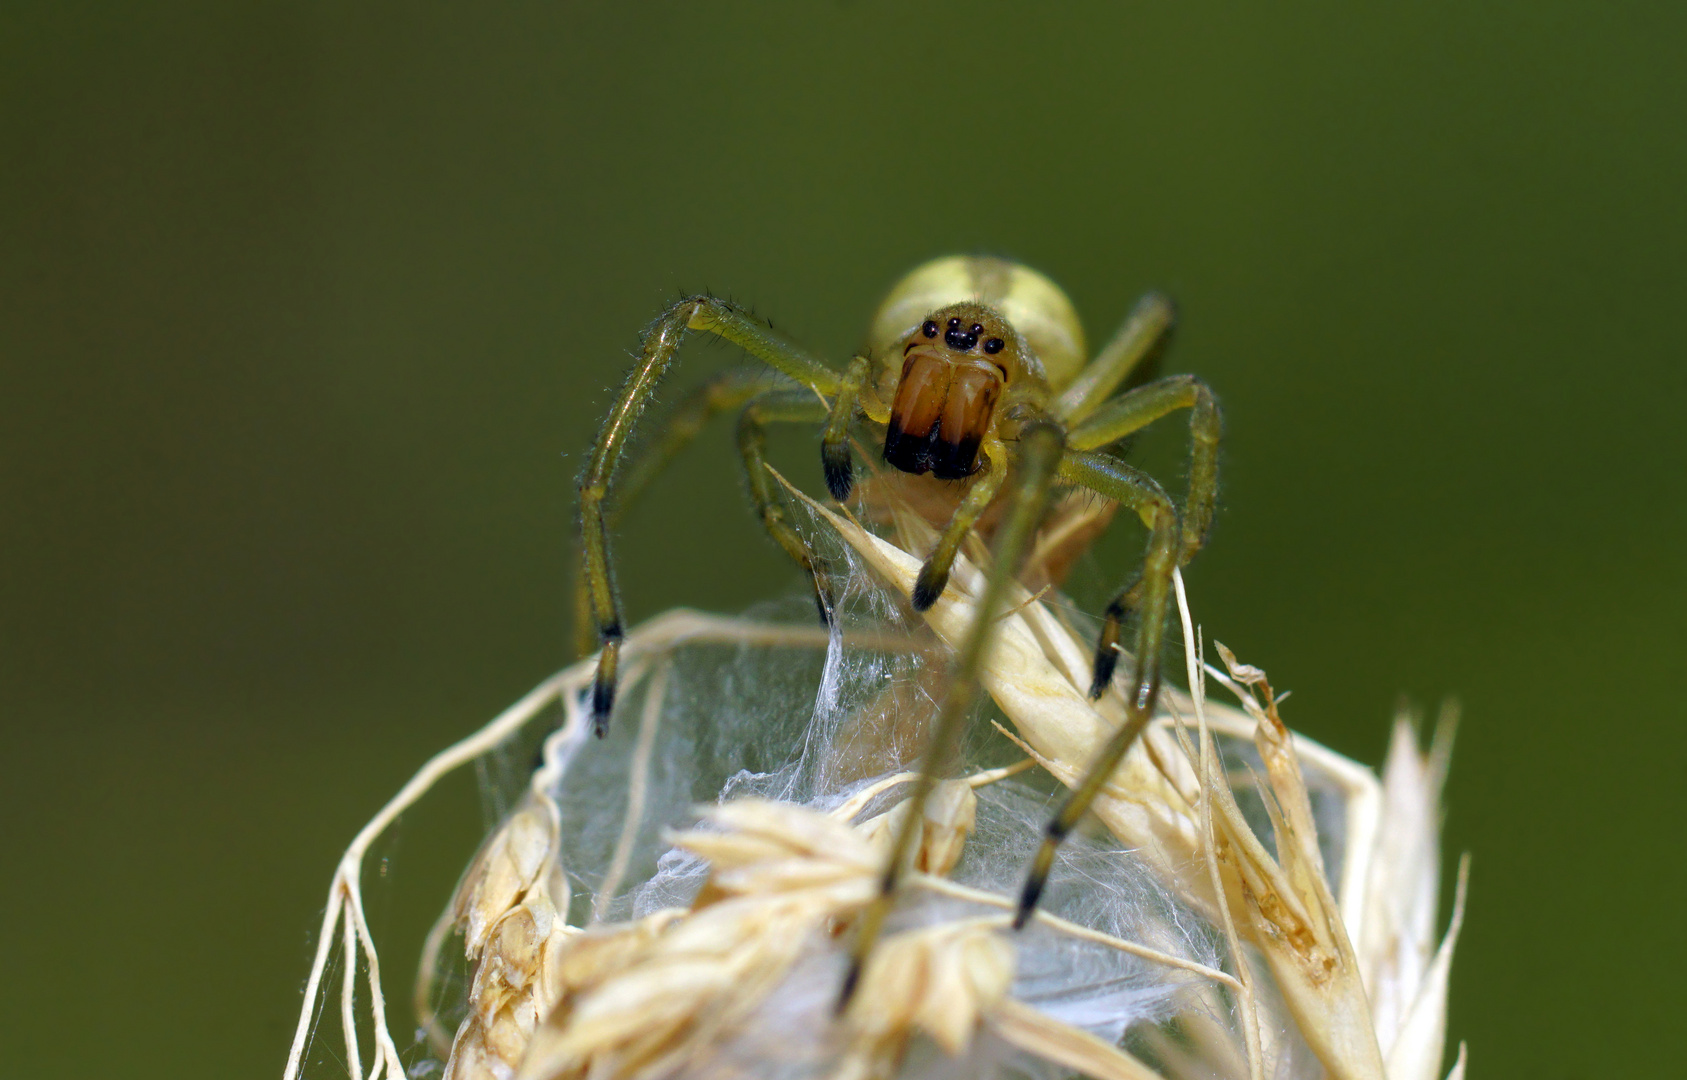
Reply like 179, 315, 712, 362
883, 417, 983, 480
822, 441, 853, 501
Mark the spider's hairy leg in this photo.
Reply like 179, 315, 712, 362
820, 354, 873, 501
1014, 451, 1179, 928
911, 440, 1007, 611
572, 367, 771, 659
1064, 454, 1180, 703
838, 419, 1066, 1013
738, 389, 836, 623
613, 369, 776, 520
580, 296, 843, 737
1067, 373, 1221, 567
1054, 291, 1177, 422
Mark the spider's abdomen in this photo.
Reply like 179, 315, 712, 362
867, 255, 1086, 391
883, 350, 1001, 479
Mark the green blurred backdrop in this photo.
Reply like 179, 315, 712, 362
3, 2, 1683, 1076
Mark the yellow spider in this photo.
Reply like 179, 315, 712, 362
575, 255, 1221, 1003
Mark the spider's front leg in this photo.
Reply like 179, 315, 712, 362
571, 368, 772, 660
1013, 450, 1181, 927
839, 419, 1066, 1011
579, 296, 846, 737
1007, 372, 1221, 928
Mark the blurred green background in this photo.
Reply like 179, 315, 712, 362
3, 2, 1683, 1075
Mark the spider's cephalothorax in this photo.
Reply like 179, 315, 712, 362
864, 256, 1084, 486
575, 254, 1220, 1004
882, 305, 1019, 480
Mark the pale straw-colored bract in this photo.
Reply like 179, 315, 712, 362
284, 476, 1467, 1080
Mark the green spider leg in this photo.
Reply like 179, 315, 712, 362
571, 367, 771, 660
579, 297, 853, 736
1067, 373, 1222, 696
1054, 290, 1177, 422
737, 389, 836, 625
910, 439, 1009, 610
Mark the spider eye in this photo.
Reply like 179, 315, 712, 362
969, 324, 983, 335
948, 317, 962, 328
983, 337, 1005, 354
921, 320, 938, 338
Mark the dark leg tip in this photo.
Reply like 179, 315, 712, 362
911, 566, 946, 612
834, 959, 863, 1016
590, 676, 615, 739
1013, 877, 1045, 931
1089, 648, 1118, 701
822, 445, 853, 502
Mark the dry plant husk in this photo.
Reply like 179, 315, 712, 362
284, 479, 1467, 1080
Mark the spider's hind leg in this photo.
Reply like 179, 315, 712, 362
737, 388, 837, 624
